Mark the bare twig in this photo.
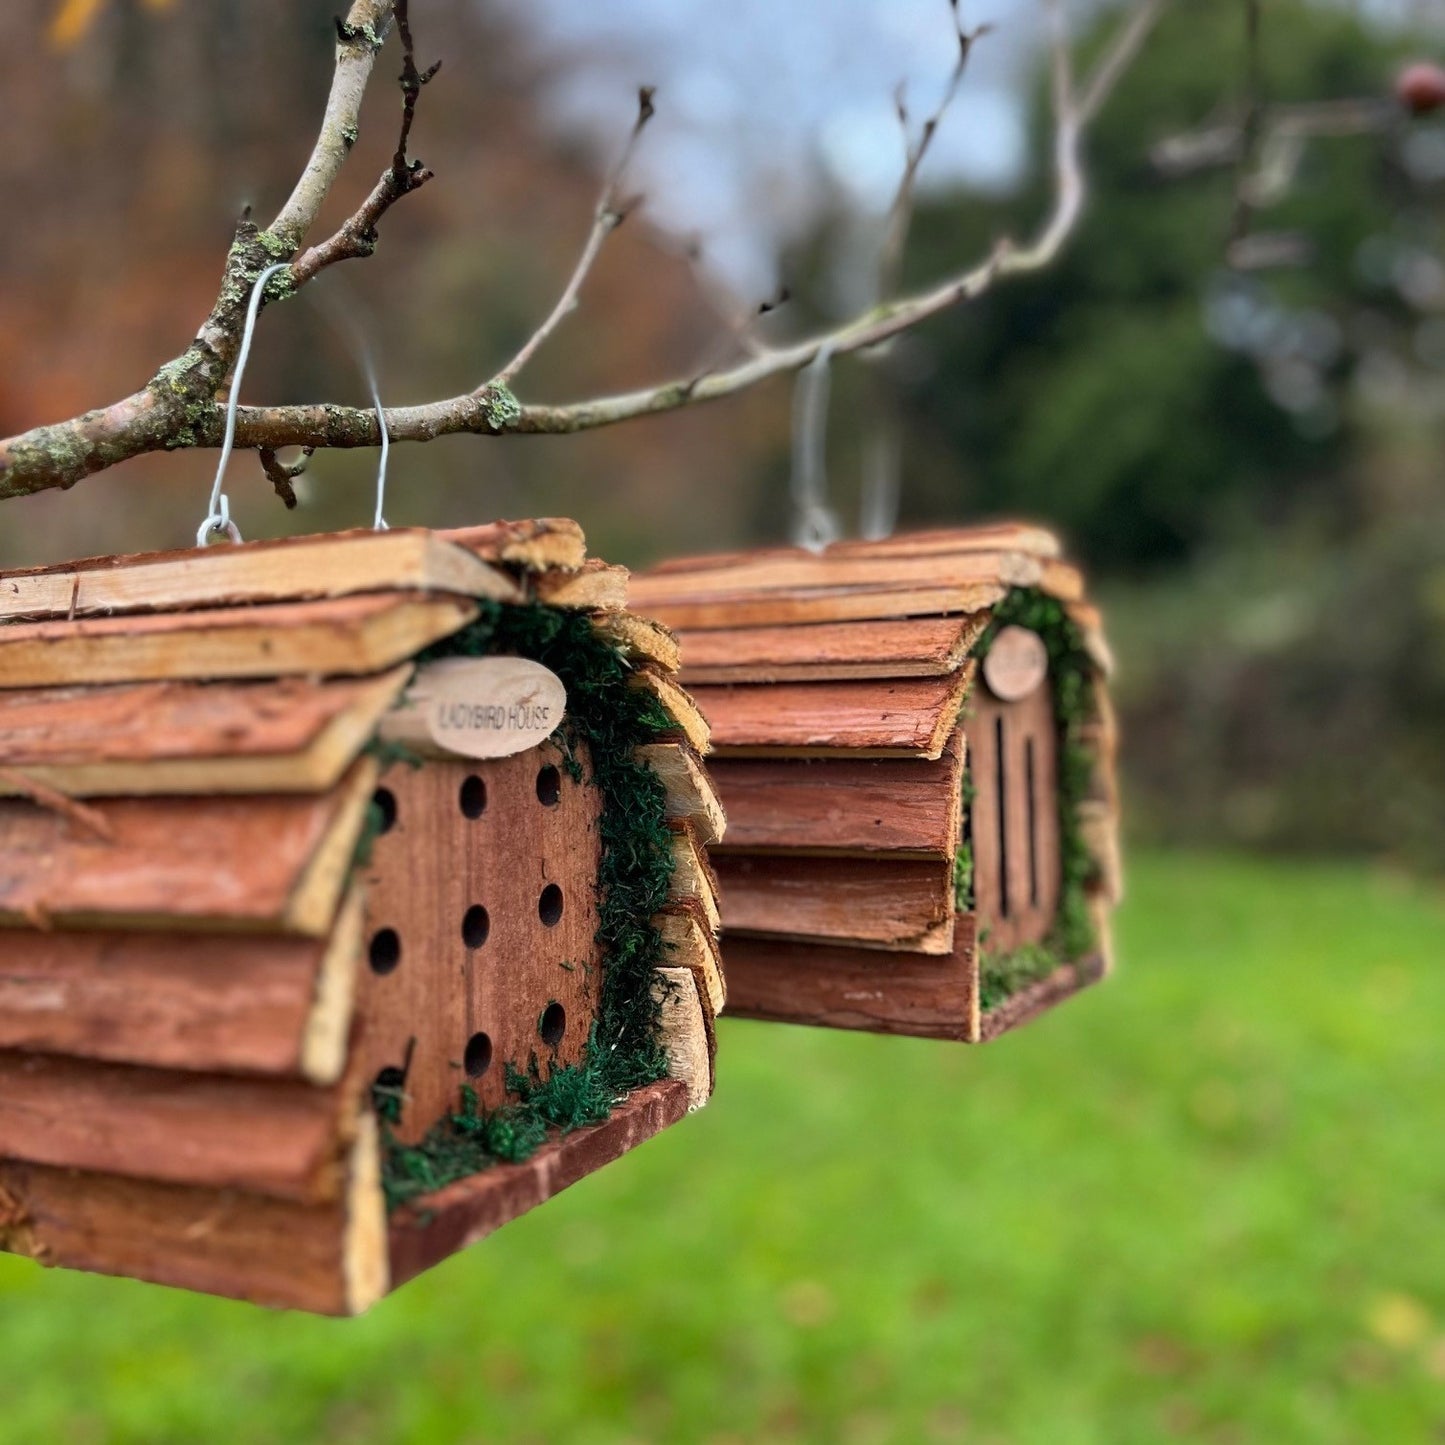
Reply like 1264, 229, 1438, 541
492, 86, 657, 387
1153, 97, 1396, 178
878, 3, 990, 302
0, 0, 1165, 503
257, 445, 316, 509
0, 768, 114, 842
290, 0, 439, 287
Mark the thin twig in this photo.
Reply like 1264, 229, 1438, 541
1228, 0, 1265, 246
290, 0, 439, 286
491, 87, 657, 387
256, 445, 315, 508
0, 768, 114, 842
877, 2, 990, 302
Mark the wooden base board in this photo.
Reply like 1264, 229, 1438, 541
977, 955, 1106, 1042
387, 1078, 690, 1290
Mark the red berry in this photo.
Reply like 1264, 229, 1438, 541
1396, 61, 1445, 116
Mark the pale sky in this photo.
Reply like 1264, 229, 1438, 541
490, 0, 1045, 296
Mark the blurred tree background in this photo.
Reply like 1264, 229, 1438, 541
1, 0, 1441, 867
787, 0, 1445, 869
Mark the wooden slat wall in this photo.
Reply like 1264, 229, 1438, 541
0, 1118, 385, 1315
0, 761, 374, 934
0, 593, 477, 688
0, 896, 360, 1082
0, 668, 409, 797
721, 916, 980, 1042
712, 854, 956, 953
0, 1052, 363, 1202
676, 615, 983, 684
707, 730, 965, 858
691, 668, 973, 759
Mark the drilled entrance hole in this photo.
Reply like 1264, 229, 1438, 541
464, 1031, 493, 1077
538, 883, 564, 927
535, 764, 562, 807
461, 904, 490, 949
368, 927, 401, 975
459, 774, 488, 819
539, 1001, 567, 1048
372, 786, 398, 835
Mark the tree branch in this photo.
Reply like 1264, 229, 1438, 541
290, 0, 439, 287
0, 0, 407, 501
0, 0, 1165, 504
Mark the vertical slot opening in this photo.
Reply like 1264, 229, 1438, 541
994, 713, 1010, 918
1026, 735, 1040, 909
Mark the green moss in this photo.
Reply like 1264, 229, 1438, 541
964, 587, 1103, 1009
375, 602, 677, 1211
979, 942, 1063, 1012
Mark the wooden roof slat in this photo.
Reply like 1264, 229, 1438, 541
532, 559, 629, 611
676, 615, 985, 684
440, 517, 587, 573
706, 729, 965, 859
0, 667, 409, 797
0, 1050, 362, 1202
0, 593, 476, 689
589, 611, 681, 673
633, 580, 1005, 631
634, 740, 727, 845
0, 759, 376, 935
629, 666, 711, 755
654, 903, 726, 1015
690, 665, 974, 759
0, 890, 362, 1083
629, 548, 1038, 605
640, 522, 1062, 577
712, 854, 956, 954
0, 529, 519, 624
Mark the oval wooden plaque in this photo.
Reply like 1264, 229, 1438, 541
399, 657, 567, 760
982, 626, 1048, 701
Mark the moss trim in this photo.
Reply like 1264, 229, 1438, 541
964, 587, 1103, 1010
373, 602, 677, 1212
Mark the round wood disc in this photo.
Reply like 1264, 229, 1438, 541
982, 625, 1048, 701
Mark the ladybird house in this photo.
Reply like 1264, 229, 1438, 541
631, 523, 1119, 1042
0, 519, 723, 1314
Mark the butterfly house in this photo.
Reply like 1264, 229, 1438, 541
0, 519, 723, 1314
631, 524, 1120, 1043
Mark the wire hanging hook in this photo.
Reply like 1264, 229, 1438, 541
789, 340, 842, 554
197, 261, 288, 547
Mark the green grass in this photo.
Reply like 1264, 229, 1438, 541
2, 850, 1443, 1444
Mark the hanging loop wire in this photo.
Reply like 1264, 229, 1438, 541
789, 340, 842, 553
197, 261, 288, 547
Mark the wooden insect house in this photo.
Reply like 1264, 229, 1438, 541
0, 519, 723, 1314
631, 523, 1120, 1042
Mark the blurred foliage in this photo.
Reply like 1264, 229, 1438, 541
49, 0, 173, 50
896, 0, 1425, 573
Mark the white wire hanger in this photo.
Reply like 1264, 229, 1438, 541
197, 263, 392, 546
789, 341, 842, 553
